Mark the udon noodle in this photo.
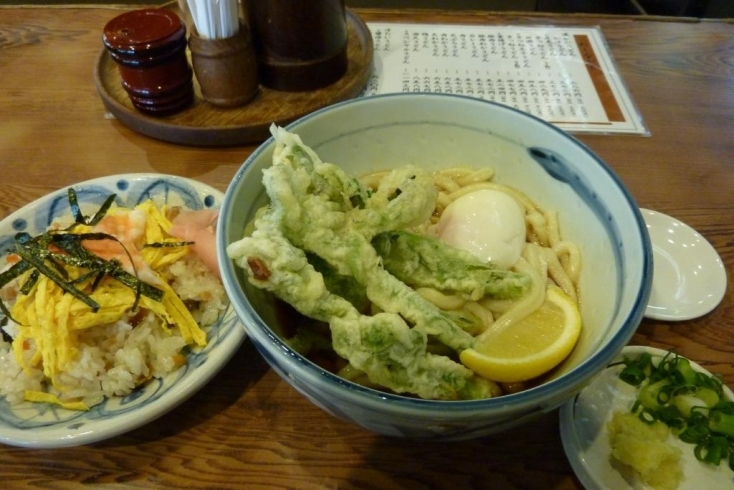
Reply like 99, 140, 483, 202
346, 166, 582, 390
229, 127, 584, 398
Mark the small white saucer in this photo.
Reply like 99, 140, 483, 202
641, 208, 727, 321
560, 346, 734, 490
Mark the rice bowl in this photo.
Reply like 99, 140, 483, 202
0, 174, 246, 448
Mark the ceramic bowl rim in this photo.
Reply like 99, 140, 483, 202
218, 93, 653, 415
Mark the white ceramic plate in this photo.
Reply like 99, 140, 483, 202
642, 209, 727, 321
560, 346, 734, 490
0, 174, 246, 448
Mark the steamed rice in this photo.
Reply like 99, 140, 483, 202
0, 203, 227, 410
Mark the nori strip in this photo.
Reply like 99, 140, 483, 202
1, 189, 167, 320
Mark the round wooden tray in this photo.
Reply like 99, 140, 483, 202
94, 9, 374, 147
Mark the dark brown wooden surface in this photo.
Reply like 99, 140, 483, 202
0, 5, 733, 489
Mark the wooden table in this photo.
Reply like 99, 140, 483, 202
1, 5, 733, 489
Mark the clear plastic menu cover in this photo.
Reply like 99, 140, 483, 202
361, 23, 649, 136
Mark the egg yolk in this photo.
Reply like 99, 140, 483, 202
436, 189, 526, 269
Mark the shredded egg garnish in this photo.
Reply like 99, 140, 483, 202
4, 199, 207, 409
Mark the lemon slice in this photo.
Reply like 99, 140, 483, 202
460, 285, 582, 383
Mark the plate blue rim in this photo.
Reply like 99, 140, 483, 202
0, 174, 247, 448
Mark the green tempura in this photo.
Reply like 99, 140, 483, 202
226, 125, 528, 400
372, 231, 532, 301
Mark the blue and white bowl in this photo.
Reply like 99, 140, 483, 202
218, 94, 653, 439
0, 174, 246, 448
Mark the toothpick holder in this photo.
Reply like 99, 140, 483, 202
188, 24, 259, 108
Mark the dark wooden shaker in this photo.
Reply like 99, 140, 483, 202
245, 0, 348, 91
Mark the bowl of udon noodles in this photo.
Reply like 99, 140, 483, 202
218, 93, 653, 439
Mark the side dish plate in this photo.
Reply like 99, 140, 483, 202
560, 345, 734, 490
642, 208, 726, 321
0, 174, 246, 448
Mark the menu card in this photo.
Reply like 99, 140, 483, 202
362, 23, 648, 135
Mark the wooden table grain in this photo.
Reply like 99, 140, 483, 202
0, 5, 733, 489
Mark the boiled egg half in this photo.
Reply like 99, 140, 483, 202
436, 189, 526, 269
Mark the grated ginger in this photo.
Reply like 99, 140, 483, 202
607, 411, 684, 490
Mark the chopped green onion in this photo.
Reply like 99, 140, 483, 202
657, 405, 686, 432
697, 371, 724, 394
696, 387, 721, 408
620, 363, 647, 386
680, 422, 709, 444
714, 399, 734, 414
638, 407, 658, 424
631, 399, 641, 413
619, 352, 653, 386
639, 379, 671, 410
671, 357, 698, 386
618, 350, 734, 474
709, 410, 734, 438
673, 394, 708, 419
694, 436, 729, 465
